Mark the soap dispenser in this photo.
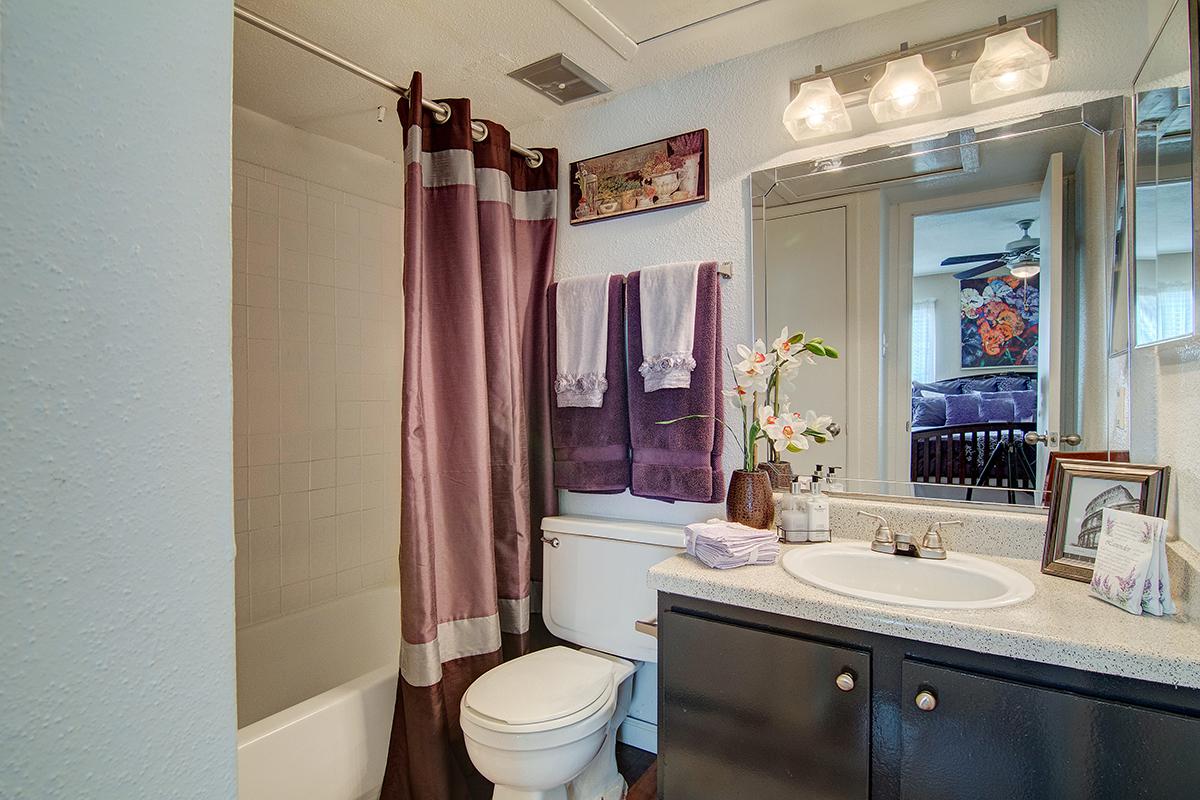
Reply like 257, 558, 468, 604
805, 470, 831, 542
826, 466, 844, 493
780, 477, 810, 544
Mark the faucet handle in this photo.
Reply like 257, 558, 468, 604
922, 520, 962, 551
857, 511, 894, 544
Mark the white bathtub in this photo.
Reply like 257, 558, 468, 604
237, 584, 400, 800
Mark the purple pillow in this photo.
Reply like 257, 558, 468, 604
1010, 389, 1036, 421
995, 375, 1034, 392
978, 393, 1018, 422
912, 394, 947, 427
945, 393, 984, 426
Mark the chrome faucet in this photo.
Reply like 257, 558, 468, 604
857, 513, 960, 560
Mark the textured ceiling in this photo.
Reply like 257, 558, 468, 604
913, 201, 1041, 276
232, 0, 926, 162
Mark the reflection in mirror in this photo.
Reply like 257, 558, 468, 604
1133, 0, 1195, 346
752, 99, 1131, 509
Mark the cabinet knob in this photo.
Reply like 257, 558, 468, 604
835, 672, 856, 692
914, 690, 937, 712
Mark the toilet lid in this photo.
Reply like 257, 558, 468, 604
463, 646, 613, 726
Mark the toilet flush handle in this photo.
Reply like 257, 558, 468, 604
541, 535, 560, 548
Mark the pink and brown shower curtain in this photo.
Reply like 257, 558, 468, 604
382, 74, 558, 800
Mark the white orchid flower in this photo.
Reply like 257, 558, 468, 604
735, 339, 771, 375
757, 404, 780, 431
772, 327, 802, 362
723, 384, 755, 407
801, 410, 834, 436
768, 416, 810, 452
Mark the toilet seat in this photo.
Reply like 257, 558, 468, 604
461, 647, 620, 751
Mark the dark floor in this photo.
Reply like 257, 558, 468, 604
617, 743, 656, 786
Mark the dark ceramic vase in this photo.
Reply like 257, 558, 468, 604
757, 460, 794, 491
726, 469, 775, 530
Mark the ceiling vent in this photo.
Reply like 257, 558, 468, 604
508, 54, 610, 105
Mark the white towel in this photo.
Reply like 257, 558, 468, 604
685, 519, 780, 569
555, 273, 612, 408
638, 261, 700, 392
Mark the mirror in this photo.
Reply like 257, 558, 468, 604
752, 98, 1132, 508
1132, 0, 1196, 347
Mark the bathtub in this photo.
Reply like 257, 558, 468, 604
237, 584, 400, 800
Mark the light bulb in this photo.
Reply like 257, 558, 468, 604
970, 27, 1051, 104
782, 77, 851, 140
996, 70, 1020, 90
891, 82, 920, 111
867, 54, 941, 122
805, 106, 829, 128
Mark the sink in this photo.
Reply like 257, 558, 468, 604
781, 542, 1035, 610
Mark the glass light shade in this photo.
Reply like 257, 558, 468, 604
867, 54, 942, 122
970, 27, 1051, 103
1009, 259, 1040, 279
783, 77, 851, 140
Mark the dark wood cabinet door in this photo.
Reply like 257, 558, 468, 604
660, 611, 871, 800
900, 660, 1200, 800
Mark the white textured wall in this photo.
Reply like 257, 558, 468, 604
516, 0, 1157, 523
0, 3, 235, 798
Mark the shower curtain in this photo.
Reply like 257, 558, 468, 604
382, 73, 558, 800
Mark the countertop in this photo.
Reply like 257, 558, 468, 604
648, 542, 1200, 690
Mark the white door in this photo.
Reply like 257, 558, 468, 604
1036, 152, 1064, 494
763, 205, 849, 478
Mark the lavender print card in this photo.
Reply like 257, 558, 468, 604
1089, 508, 1156, 615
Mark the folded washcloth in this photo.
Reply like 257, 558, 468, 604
627, 261, 724, 503
638, 262, 700, 392
554, 273, 613, 407
685, 519, 780, 569
548, 276, 631, 493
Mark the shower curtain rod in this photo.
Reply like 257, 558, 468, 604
233, 5, 544, 167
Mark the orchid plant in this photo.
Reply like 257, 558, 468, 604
661, 327, 839, 472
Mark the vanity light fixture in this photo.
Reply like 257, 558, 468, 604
970, 27, 1052, 103
867, 52, 942, 122
783, 76, 852, 140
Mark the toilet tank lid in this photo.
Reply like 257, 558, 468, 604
541, 515, 685, 548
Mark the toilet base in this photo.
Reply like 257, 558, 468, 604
493, 787, 567, 800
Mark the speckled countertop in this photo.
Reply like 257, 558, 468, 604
648, 541, 1200, 690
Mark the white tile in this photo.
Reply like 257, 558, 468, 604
281, 582, 310, 614
334, 260, 359, 290
308, 226, 335, 257
281, 522, 310, 584
310, 487, 336, 519
279, 248, 307, 283
232, 173, 248, 208
359, 293, 382, 322
248, 496, 280, 530
250, 526, 281, 561
337, 455, 362, 484
359, 238, 382, 269
337, 401, 361, 429
279, 432, 310, 464
309, 342, 335, 374
310, 524, 337, 578
336, 568, 364, 596
233, 466, 248, 500
234, 499, 248, 532
310, 574, 337, 604
247, 210, 279, 246
246, 275, 277, 309
251, 556, 281, 593
278, 279, 306, 311
337, 429, 362, 458
251, 589, 282, 623
358, 210, 382, 241
279, 461, 309, 494
231, 206, 247, 242
309, 284, 335, 315
362, 480, 383, 510
280, 339, 308, 372
334, 232, 359, 263
336, 511, 361, 569
335, 204, 359, 236
246, 241, 279, 276
232, 305, 248, 338
280, 309, 307, 342
248, 339, 278, 373
310, 458, 336, 489
336, 483, 361, 513
248, 434, 279, 467
278, 187, 307, 222
358, 266, 381, 295
363, 559, 395, 587
335, 372, 361, 403
232, 273, 248, 305
246, 178, 279, 215
234, 436, 248, 469
307, 182, 343, 203
247, 307, 278, 340
310, 430, 336, 460
281, 491, 309, 524
232, 239, 248, 274
360, 374, 385, 402
361, 453, 385, 483
308, 195, 335, 229
309, 254, 335, 286
233, 159, 264, 179
336, 318, 361, 349
248, 464, 279, 498
236, 595, 251, 629
280, 219, 307, 253
263, 168, 305, 192
308, 313, 336, 345
235, 532, 250, 594
334, 290, 361, 320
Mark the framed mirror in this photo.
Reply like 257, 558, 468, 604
1131, 0, 1197, 347
751, 98, 1132, 508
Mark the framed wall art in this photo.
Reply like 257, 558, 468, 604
569, 129, 709, 225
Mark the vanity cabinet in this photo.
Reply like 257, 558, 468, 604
657, 595, 1200, 800
659, 610, 870, 800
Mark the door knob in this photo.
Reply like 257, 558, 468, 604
835, 672, 856, 692
1024, 431, 1049, 445
915, 690, 937, 712
1061, 433, 1082, 446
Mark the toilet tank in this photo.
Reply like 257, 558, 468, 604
540, 515, 684, 663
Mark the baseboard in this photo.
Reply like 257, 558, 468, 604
617, 716, 657, 754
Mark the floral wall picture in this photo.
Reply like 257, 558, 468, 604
959, 275, 1039, 368
569, 129, 708, 225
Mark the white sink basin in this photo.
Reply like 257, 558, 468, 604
781, 542, 1035, 610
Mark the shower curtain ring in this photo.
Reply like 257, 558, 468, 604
473, 121, 489, 142
525, 150, 544, 169
433, 102, 452, 124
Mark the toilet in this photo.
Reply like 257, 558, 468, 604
460, 515, 685, 800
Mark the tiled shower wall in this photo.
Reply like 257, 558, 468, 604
232, 159, 402, 628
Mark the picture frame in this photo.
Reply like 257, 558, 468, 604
1041, 459, 1170, 581
568, 129, 708, 225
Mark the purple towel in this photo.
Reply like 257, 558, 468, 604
548, 276, 631, 493
627, 262, 724, 503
